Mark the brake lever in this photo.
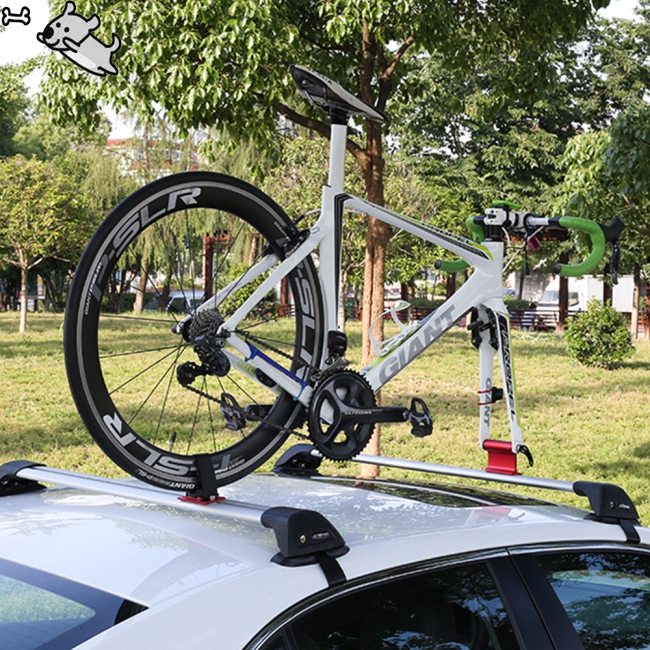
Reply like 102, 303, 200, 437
610, 240, 621, 286
600, 217, 624, 286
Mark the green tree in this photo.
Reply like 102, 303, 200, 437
0, 156, 91, 332
40, 0, 608, 352
13, 111, 111, 161
39, 0, 609, 470
557, 110, 650, 334
0, 60, 36, 156
552, 6, 650, 334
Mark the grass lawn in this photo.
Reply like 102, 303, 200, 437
1, 311, 649, 521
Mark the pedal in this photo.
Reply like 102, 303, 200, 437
220, 393, 247, 431
408, 398, 433, 438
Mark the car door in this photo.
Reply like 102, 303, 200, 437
511, 544, 650, 650
248, 551, 555, 650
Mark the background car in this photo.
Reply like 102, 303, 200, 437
0, 446, 648, 650
143, 289, 204, 313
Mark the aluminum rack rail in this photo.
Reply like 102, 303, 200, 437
273, 444, 643, 544
0, 460, 348, 587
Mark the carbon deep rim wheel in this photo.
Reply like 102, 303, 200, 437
64, 172, 323, 491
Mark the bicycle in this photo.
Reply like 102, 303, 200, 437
64, 65, 624, 496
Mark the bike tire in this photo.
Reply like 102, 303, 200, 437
65, 171, 324, 491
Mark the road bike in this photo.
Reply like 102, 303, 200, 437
64, 65, 624, 496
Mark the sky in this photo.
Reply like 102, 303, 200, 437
0, 0, 642, 138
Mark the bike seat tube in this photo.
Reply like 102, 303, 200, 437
328, 123, 347, 194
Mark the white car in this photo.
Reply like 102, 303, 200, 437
143, 290, 204, 314
0, 445, 648, 650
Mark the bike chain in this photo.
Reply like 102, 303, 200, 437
180, 380, 310, 440
178, 326, 348, 443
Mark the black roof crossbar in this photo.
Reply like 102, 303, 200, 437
574, 481, 640, 544
0, 460, 348, 587
274, 446, 642, 544
261, 507, 349, 587
0, 461, 46, 496
273, 444, 323, 477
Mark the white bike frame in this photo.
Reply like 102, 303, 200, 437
202, 123, 524, 453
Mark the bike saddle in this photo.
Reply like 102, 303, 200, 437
290, 64, 389, 125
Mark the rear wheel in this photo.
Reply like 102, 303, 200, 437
64, 172, 324, 491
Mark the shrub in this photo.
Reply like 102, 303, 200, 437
504, 297, 530, 311
410, 297, 445, 310
565, 299, 634, 369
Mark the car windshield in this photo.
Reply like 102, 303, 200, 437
0, 558, 146, 650
538, 291, 580, 306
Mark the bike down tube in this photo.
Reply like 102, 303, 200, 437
363, 256, 502, 391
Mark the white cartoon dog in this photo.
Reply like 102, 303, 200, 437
37, 1, 121, 76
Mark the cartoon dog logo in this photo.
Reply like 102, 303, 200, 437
37, 2, 121, 76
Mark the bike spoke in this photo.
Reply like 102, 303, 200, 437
152, 348, 181, 446
107, 345, 187, 395
127, 346, 185, 425
100, 344, 182, 360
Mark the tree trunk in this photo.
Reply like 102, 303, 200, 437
358, 120, 390, 479
133, 266, 148, 314
631, 264, 641, 339
446, 272, 456, 299
557, 252, 569, 332
19, 264, 28, 333
338, 268, 349, 331
203, 233, 214, 300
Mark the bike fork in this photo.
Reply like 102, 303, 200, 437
472, 307, 532, 474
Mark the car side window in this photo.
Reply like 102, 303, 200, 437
538, 551, 650, 650
281, 562, 519, 650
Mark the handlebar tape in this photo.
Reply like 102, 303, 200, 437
435, 258, 470, 273
551, 216, 623, 277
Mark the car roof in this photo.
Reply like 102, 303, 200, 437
2, 463, 647, 650
1, 471, 644, 607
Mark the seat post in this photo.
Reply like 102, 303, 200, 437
328, 123, 348, 194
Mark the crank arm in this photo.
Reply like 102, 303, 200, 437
338, 405, 409, 425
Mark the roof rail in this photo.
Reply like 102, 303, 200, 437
275, 445, 641, 544
0, 461, 348, 587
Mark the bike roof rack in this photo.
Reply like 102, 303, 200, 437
274, 444, 642, 544
0, 460, 348, 588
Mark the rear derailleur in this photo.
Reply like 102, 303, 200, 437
175, 310, 265, 432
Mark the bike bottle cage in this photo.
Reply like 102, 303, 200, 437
290, 65, 389, 125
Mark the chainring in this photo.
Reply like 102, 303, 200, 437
308, 370, 376, 460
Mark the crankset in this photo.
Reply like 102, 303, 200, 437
308, 371, 433, 460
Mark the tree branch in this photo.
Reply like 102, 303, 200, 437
274, 101, 366, 162
383, 35, 416, 82
376, 36, 416, 110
